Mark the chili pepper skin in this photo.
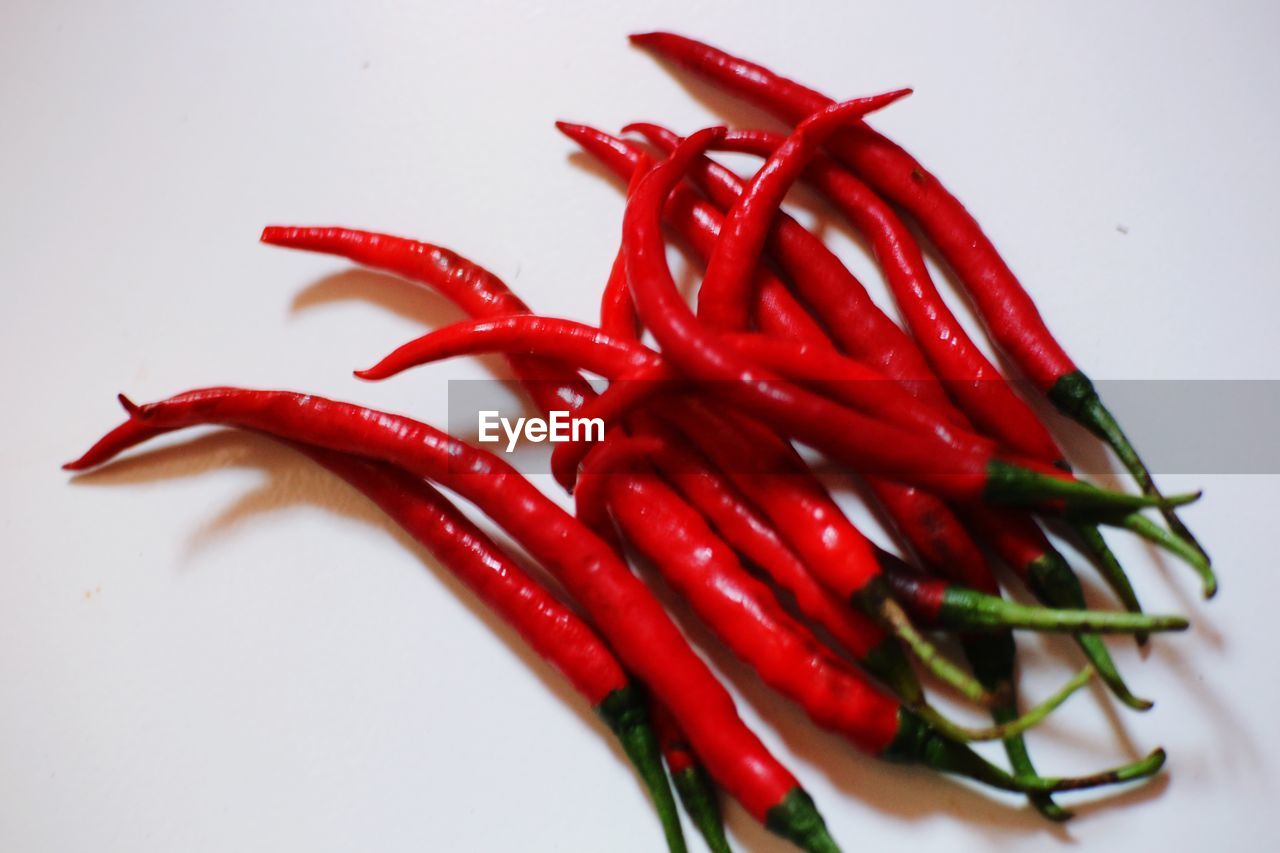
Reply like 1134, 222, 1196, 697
70, 390, 832, 847
620, 129, 1197, 512
556, 122, 848, 351
556, 125, 1066, 793
296, 447, 686, 852
716, 130, 1065, 467
628, 30, 1208, 569
582, 436, 1103, 748
650, 700, 733, 853
626, 122, 954, 415
697, 94, 912, 331
259, 226, 592, 416
359, 316, 984, 455
68, 422, 686, 849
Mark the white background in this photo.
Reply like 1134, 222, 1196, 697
3, 1, 1279, 851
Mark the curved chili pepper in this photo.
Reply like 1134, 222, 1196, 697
650, 699, 733, 853
628, 30, 1209, 577
297, 446, 686, 852
358, 316, 980, 453
67, 421, 686, 850
696, 94, 912, 329
259, 227, 590, 415
715, 129, 1063, 462
629, 125, 1190, 701
715, 130, 1148, 617
352, 315, 1181, 639
556, 121, 851, 352
617, 127, 1197, 513
67, 390, 835, 851
578, 435, 1151, 770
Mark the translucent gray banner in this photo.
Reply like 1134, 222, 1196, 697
446, 379, 1280, 476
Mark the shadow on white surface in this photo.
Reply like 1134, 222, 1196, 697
65, 431, 666, 814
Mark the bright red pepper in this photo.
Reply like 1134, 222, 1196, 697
67, 389, 833, 847
628, 29, 1209, 573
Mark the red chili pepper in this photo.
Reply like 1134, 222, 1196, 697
619, 130, 1195, 511
630, 125, 1201, 628
577, 435, 1139, 763
708, 123, 1157, 622
259, 226, 593, 416
362, 285, 1163, 709
715, 129, 1065, 466
628, 30, 1210, 577
555, 122, 855, 355
358, 316, 981, 453
66, 389, 833, 849
298, 445, 687, 851
67, 420, 687, 849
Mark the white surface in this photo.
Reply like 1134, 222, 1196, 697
3, 2, 1279, 851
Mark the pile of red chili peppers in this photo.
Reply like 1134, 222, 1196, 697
66, 33, 1212, 853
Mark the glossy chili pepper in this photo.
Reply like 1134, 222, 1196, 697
556, 121, 849, 350
358, 316, 982, 453
66, 390, 836, 851
714, 130, 1146, 618
577, 435, 1160, 783
353, 320, 1178, 636
368, 303, 1165, 711
649, 699, 733, 853
628, 30, 1209, 577
298, 445, 687, 852
629, 126, 1186, 702
66, 418, 687, 850
714, 129, 1063, 465
623, 130, 1192, 508
259, 226, 592, 416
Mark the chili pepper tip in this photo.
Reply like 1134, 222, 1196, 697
259, 225, 289, 245
116, 393, 141, 415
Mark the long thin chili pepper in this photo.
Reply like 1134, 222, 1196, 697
297, 445, 687, 852
630, 123, 1171, 707
561, 125, 1175, 620
261, 224, 851, 847
715, 129, 1146, 616
581, 424, 1105, 747
628, 30, 1209, 573
715, 129, 1063, 464
259, 226, 591, 415
650, 699, 733, 853
577, 435, 1159, 781
363, 314, 1185, 638
615, 127, 1197, 512
66, 390, 838, 852
359, 317, 980, 452
629, 405, 1070, 821
67, 419, 686, 850
556, 121, 861, 360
